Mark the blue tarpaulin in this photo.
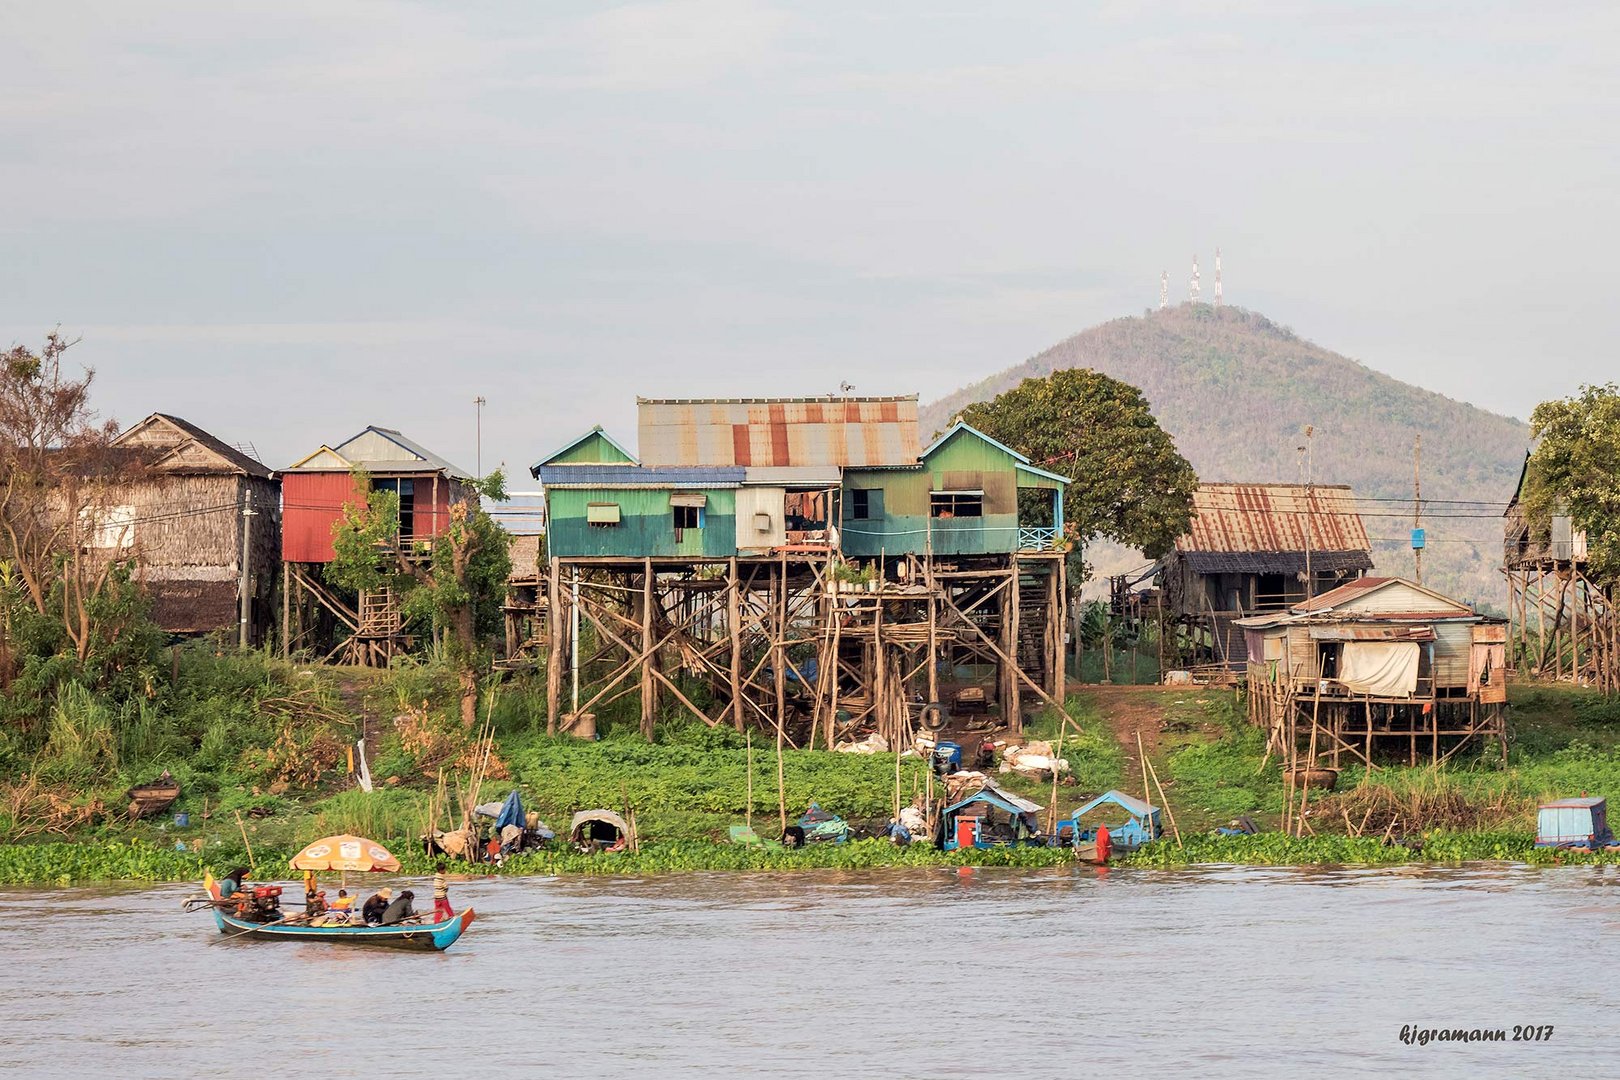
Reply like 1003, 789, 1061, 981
494, 790, 526, 832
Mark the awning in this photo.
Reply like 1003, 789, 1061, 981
586, 503, 621, 524
1309, 626, 1435, 642
1339, 641, 1420, 696
669, 492, 707, 508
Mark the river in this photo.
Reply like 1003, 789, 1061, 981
1, 864, 1615, 1078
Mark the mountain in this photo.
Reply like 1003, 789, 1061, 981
923, 304, 1528, 606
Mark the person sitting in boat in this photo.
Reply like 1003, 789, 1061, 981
328, 888, 355, 921
218, 866, 250, 900
380, 889, 417, 926
362, 888, 392, 925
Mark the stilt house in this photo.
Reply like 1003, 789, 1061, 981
1156, 483, 1372, 669
107, 414, 280, 643
1237, 577, 1507, 766
526, 396, 1073, 742
279, 427, 473, 664
1502, 453, 1614, 688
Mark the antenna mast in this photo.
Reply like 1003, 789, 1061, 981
1159, 271, 1169, 310
1214, 247, 1223, 307
1190, 255, 1201, 303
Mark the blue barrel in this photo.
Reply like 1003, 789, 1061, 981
174, 812, 189, 828
934, 741, 962, 771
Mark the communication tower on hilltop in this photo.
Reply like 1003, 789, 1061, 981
1215, 248, 1223, 307
1190, 255, 1201, 303
1159, 271, 1169, 309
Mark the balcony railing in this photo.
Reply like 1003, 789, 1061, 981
1018, 526, 1058, 551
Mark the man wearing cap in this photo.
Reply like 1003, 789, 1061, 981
362, 887, 392, 925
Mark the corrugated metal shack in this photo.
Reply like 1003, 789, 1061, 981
1238, 577, 1507, 767
107, 414, 281, 644
1156, 483, 1372, 670
279, 426, 474, 664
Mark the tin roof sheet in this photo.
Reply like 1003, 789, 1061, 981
536, 464, 745, 488
637, 396, 921, 468
1177, 483, 1370, 556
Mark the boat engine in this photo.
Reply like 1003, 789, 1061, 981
237, 884, 283, 922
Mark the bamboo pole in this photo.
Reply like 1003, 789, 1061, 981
745, 729, 754, 830
234, 810, 257, 874
1139, 740, 1182, 847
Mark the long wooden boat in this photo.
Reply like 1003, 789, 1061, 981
127, 775, 181, 820
202, 874, 475, 951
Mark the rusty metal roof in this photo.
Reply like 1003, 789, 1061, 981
636, 396, 920, 468
1177, 483, 1370, 556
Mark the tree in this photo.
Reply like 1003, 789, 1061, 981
0, 332, 141, 663
1525, 383, 1620, 586
960, 369, 1197, 574
328, 468, 513, 727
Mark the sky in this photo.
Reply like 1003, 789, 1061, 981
4, 1, 1617, 480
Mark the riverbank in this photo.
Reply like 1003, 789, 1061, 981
10, 649, 1620, 883
8, 829, 1620, 887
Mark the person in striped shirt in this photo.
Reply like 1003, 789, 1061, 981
433, 862, 453, 921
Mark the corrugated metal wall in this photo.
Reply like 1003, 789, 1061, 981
638, 398, 920, 467
734, 487, 786, 553
546, 487, 737, 558
282, 472, 364, 563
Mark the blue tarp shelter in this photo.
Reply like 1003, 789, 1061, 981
940, 782, 1044, 850
1068, 790, 1162, 851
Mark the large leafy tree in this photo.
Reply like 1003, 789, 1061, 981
328, 468, 513, 727
960, 369, 1197, 573
1525, 383, 1620, 586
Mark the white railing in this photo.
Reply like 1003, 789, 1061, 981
1018, 526, 1057, 551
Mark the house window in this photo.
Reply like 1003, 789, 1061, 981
673, 505, 703, 530
930, 491, 983, 519
587, 502, 621, 528
849, 489, 882, 520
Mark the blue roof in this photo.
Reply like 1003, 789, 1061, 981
1072, 790, 1158, 819
1541, 797, 1606, 809
944, 781, 1044, 817
536, 464, 745, 487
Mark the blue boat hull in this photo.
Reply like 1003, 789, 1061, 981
204, 876, 475, 951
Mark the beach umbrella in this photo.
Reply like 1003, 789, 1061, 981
289, 834, 401, 873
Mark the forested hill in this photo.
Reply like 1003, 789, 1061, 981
923, 304, 1528, 605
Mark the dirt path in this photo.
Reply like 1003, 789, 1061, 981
331, 671, 386, 775
1078, 683, 1224, 780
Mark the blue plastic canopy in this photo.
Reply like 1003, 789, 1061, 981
494, 789, 526, 832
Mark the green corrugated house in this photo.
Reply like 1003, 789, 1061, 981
531, 409, 1069, 560
840, 422, 1068, 558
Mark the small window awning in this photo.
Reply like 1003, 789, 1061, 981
931, 489, 984, 497
669, 492, 707, 508
586, 503, 621, 524
1308, 626, 1435, 642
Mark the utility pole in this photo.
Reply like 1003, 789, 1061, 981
1299, 426, 1315, 601
239, 493, 257, 649
1413, 435, 1423, 585
474, 395, 487, 477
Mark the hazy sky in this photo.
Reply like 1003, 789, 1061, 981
5, 2, 1616, 479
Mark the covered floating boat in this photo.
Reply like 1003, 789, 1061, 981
201, 873, 474, 951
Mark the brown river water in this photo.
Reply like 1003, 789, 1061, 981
2, 863, 1617, 1079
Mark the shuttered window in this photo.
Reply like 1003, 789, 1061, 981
586, 503, 621, 527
